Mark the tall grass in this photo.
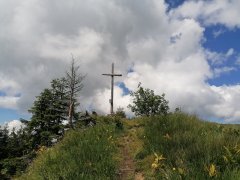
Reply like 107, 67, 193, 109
137, 113, 240, 179
16, 114, 240, 179
17, 122, 118, 180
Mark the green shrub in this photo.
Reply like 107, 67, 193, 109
115, 107, 126, 118
128, 84, 169, 116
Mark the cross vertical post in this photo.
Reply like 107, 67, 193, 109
111, 63, 114, 114
102, 63, 122, 114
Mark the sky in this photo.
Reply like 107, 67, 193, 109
1, 0, 240, 126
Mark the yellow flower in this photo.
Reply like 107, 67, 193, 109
207, 164, 217, 177
172, 167, 176, 171
154, 153, 166, 162
151, 163, 159, 169
151, 152, 166, 170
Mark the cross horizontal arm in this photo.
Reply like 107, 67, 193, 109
102, 73, 122, 76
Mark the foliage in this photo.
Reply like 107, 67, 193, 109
17, 123, 118, 180
0, 127, 35, 179
114, 118, 124, 130
115, 107, 126, 118
27, 79, 67, 148
0, 127, 9, 179
0, 127, 8, 160
3, 111, 240, 179
128, 84, 169, 116
0, 60, 85, 178
2, 67, 240, 180
136, 113, 240, 179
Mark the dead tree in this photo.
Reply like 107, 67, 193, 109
66, 57, 85, 128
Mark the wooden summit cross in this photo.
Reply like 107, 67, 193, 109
102, 63, 122, 114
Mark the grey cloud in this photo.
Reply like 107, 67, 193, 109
0, 0, 240, 122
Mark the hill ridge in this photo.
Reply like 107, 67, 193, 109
16, 113, 240, 179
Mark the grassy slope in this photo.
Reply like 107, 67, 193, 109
16, 114, 240, 179
135, 113, 240, 179
16, 117, 119, 180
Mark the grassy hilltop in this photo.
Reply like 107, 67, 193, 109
16, 113, 240, 179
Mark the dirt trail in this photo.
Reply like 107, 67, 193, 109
117, 122, 144, 180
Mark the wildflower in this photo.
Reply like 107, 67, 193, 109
206, 163, 217, 177
173, 167, 176, 171
152, 162, 159, 169
151, 152, 166, 170
154, 152, 166, 162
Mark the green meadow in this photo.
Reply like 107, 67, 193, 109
16, 113, 240, 179
16, 117, 119, 180
135, 113, 240, 179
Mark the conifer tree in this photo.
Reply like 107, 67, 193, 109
28, 79, 68, 148
28, 88, 55, 147
0, 127, 8, 160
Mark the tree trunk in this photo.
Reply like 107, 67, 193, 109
68, 99, 74, 128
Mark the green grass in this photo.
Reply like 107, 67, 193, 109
135, 113, 240, 179
16, 120, 119, 180
15, 114, 240, 179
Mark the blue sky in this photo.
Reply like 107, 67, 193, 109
165, 0, 240, 87
204, 26, 240, 86
1, 0, 240, 125
0, 108, 30, 124
166, 0, 185, 9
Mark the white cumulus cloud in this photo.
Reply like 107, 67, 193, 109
0, 0, 240, 123
5, 120, 24, 133
170, 0, 240, 28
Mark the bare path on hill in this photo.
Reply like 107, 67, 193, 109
117, 122, 144, 180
